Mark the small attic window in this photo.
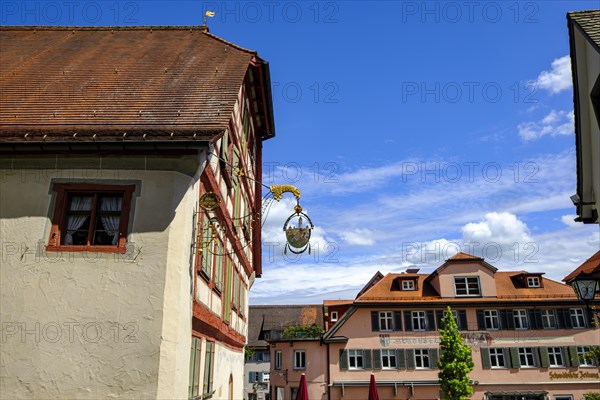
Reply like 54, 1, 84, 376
527, 276, 541, 288
393, 277, 418, 291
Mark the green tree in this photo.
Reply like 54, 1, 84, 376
583, 393, 600, 400
438, 307, 474, 400
244, 346, 255, 363
282, 325, 324, 339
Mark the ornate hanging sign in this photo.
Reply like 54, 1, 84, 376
199, 192, 221, 211
283, 204, 314, 254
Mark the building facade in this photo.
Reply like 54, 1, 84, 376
270, 253, 599, 400
568, 10, 600, 224
245, 306, 275, 400
0, 26, 275, 400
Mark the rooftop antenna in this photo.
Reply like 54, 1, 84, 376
203, 10, 215, 27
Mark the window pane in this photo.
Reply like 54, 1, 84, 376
63, 195, 94, 245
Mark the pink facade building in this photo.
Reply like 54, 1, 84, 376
269, 253, 599, 400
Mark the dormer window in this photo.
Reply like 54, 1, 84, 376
527, 276, 541, 288
454, 276, 481, 297
330, 311, 338, 322
402, 280, 415, 291
394, 277, 418, 291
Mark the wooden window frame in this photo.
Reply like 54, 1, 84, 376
47, 183, 135, 254
526, 276, 542, 288
293, 349, 306, 370
454, 276, 481, 297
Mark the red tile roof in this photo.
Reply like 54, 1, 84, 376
355, 272, 576, 303
447, 252, 483, 261
0, 26, 274, 142
563, 250, 600, 282
568, 10, 600, 47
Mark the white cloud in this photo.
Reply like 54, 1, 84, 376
534, 55, 572, 94
518, 110, 574, 141
462, 212, 532, 245
254, 151, 599, 304
561, 214, 582, 228
339, 228, 376, 246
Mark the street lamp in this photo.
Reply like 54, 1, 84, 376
570, 273, 599, 302
569, 273, 599, 325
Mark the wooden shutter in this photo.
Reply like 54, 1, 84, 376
481, 348, 491, 369
371, 311, 380, 331
372, 349, 381, 369
503, 348, 513, 368
393, 311, 403, 331
532, 347, 540, 367
510, 347, 520, 368
556, 308, 572, 329
566, 346, 579, 367
458, 310, 468, 331
430, 349, 439, 368
363, 349, 372, 370
404, 311, 413, 331
538, 347, 549, 368
531, 309, 543, 330
476, 310, 485, 330
339, 349, 348, 370
435, 310, 444, 329
426, 310, 436, 331
500, 309, 514, 330
396, 349, 406, 369
189, 338, 200, 397
406, 349, 415, 369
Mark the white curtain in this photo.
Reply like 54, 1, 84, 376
100, 196, 122, 244
64, 196, 93, 245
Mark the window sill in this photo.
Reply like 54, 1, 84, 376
46, 244, 127, 254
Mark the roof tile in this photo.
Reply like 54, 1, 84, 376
0, 26, 264, 141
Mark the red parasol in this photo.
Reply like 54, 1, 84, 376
296, 373, 308, 400
368, 374, 379, 400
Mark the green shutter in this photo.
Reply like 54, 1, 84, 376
371, 311, 380, 331
426, 310, 436, 331
223, 259, 232, 323
557, 308, 572, 329
533, 347, 540, 367
406, 349, 415, 369
566, 346, 579, 367
396, 349, 406, 369
504, 348, 513, 368
458, 310, 468, 331
339, 349, 348, 370
430, 349, 439, 368
476, 310, 485, 330
363, 349, 372, 370
189, 338, 200, 397
538, 347, 549, 368
510, 347, 520, 368
481, 348, 491, 369
404, 311, 413, 331
373, 349, 381, 369
201, 226, 212, 278
393, 311, 403, 331
435, 310, 444, 330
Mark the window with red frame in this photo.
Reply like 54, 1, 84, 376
47, 183, 134, 253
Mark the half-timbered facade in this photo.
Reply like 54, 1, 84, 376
0, 26, 274, 400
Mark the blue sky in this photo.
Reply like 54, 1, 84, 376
4, 1, 599, 303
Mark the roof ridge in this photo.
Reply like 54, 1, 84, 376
203, 30, 258, 55
0, 25, 210, 31
0, 25, 258, 55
